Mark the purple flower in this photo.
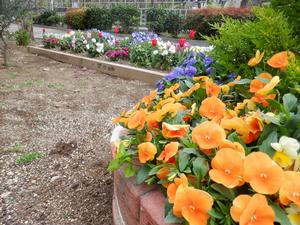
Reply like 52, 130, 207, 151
185, 66, 197, 78
165, 67, 184, 81
204, 57, 213, 68
199, 52, 205, 59
206, 67, 213, 75
228, 72, 237, 79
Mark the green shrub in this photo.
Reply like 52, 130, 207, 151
111, 4, 140, 33
271, 0, 300, 44
129, 42, 153, 67
65, 8, 86, 30
184, 7, 254, 39
164, 11, 183, 37
146, 7, 168, 33
84, 6, 112, 31
46, 15, 63, 25
36, 10, 57, 25
206, 7, 297, 78
15, 29, 30, 46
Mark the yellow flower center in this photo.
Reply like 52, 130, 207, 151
260, 173, 267, 178
250, 214, 257, 222
292, 192, 300, 198
224, 169, 231, 174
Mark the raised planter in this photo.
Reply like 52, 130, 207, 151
27, 46, 165, 85
112, 149, 179, 225
111, 126, 178, 225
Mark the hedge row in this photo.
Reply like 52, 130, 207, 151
65, 5, 140, 33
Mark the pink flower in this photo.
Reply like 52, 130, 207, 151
114, 27, 119, 34
179, 38, 186, 48
189, 29, 196, 40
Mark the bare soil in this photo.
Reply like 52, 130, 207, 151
0, 46, 151, 225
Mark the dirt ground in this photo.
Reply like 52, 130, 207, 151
0, 46, 151, 225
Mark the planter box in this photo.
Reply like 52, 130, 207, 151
27, 46, 166, 85
111, 126, 179, 225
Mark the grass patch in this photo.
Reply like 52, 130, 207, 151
9, 72, 17, 79
16, 151, 43, 164
48, 82, 64, 89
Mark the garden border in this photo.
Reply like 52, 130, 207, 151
27, 46, 165, 85
112, 146, 179, 225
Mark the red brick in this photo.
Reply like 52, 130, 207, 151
140, 190, 179, 225
114, 169, 157, 223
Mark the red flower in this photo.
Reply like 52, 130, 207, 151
151, 38, 157, 47
42, 28, 46, 33
179, 38, 186, 48
189, 30, 196, 40
98, 32, 103, 38
115, 39, 119, 46
114, 27, 119, 34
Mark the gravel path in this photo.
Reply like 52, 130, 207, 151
0, 46, 151, 225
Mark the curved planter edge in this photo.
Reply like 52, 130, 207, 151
111, 146, 179, 225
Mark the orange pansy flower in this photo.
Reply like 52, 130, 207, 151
249, 73, 272, 93
231, 194, 275, 225
230, 195, 251, 222
257, 76, 280, 95
161, 102, 185, 117
219, 140, 245, 155
127, 109, 147, 130
157, 142, 180, 163
145, 131, 153, 142
167, 174, 188, 203
248, 50, 264, 67
192, 121, 226, 150
244, 152, 284, 194
209, 148, 244, 188
206, 80, 221, 97
279, 171, 300, 206
182, 83, 201, 98
156, 166, 171, 180
251, 93, 276, 107
199, 97, 226, 122
162, 122, 190, 139
138, 142, 157, 163
155, 97, 175, 109
141, 89, 157, 106
173, 185, 213, 225
267, 51, 294, 70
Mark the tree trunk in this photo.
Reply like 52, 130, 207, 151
3, 46, 8, 66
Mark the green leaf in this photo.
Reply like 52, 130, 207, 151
184, 79, 194, 88
257, 124, 278, 145
182, 148, 202, 156
227, 132, 246, 148
164, 206, 184, 224
124, 164, 136, 178
259, 130, 277, 157
178, 151, 190, 172
108, 158, 121, 171
192, 157, 209, 183
283, 93, 297, 112
267, 99, 284, 112
211, 183, 236, 201
270, 202, 292, 225
148, 164, 166, 176
136, 165, 151, 184
208, 209, 223, 219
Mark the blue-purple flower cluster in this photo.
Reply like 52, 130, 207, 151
130, 32, 161, 45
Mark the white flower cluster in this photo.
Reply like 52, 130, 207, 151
153, 41, 177, 56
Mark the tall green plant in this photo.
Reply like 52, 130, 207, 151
84, 6, 112, 31
111, 4, 140, 33
206, 7, 296, 78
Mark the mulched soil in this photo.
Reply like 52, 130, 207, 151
0, 46, 151, 225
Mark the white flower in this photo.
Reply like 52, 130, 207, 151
92, 38, 96, 43
96, 42, 103, 47
169, 45, 176, 54
110, 125, 129, 147
96, 47, 103, 53
271, 136, 300, 159
86, 44, 90, 50
161, 50, 168, 56
87, 32, 92, 38
83, 40, 87, 45
69, 31, 75, 36
153, 50, 158, 55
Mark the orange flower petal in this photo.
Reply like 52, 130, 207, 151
199, 96, 226, 122
206, 80, 221, 97
209, 148, 244, 188
244, 152, 284, 194
127, 109, 147, 130
279, 171, 300, 206
192, 121, 226, 149
157, 142, 179, 163
162, 122, 190, 139
230, 195, 251, 222
267, 51, 290, 70
138, 142, 157, 163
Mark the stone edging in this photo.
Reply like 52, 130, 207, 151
27, 46, 165, 85
112, 147, 179, 225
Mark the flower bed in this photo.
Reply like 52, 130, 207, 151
110, 49, 300, 225
41, 30, 212, 72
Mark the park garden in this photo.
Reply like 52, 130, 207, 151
0, 0, 300, 225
